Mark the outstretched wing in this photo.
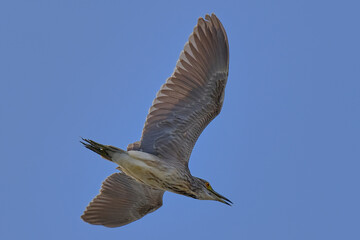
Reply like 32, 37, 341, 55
81, 172, 164, 228
134, 14, 229, 164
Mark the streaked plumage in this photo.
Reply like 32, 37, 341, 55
81, 13, 230, 227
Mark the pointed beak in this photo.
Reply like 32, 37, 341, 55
210, 189, 233, 206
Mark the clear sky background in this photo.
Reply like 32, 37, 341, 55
1, 0, 359, 239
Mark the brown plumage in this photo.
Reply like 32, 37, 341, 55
130, 14, 229, 164
81, 13, 230, 228
82, 173, 164, 227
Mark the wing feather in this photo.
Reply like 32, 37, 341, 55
81, 173, 164, 227
129, 14, 229, 164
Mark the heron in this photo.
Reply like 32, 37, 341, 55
81, 13, 230, 227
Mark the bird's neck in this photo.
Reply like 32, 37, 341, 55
164, 176, 200, 199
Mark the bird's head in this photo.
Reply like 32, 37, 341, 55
194, 178, 232, 206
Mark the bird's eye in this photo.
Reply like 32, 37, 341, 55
205, 182, 211, 189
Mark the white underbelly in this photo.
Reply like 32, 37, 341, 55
111, 150, 174, 188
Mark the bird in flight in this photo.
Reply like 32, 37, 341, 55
81, 13, 230, 227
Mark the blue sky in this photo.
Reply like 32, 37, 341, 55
1, 0, 359, 239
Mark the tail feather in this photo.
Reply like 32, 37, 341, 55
81, 138, 125, 161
